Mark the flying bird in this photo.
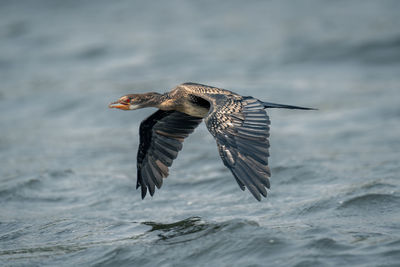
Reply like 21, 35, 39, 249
109, 82, 314, 201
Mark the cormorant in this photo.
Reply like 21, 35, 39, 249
109, 82, 314, 201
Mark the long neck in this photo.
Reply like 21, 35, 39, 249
142, 93, 172, 110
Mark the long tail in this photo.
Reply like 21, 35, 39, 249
262, 101, 317, 110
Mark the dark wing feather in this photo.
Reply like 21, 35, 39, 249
205, 97, 271, 201
137, 110, 202, 199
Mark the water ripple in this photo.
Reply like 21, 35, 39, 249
142, 217, 257, 245
338, 193, 400, 210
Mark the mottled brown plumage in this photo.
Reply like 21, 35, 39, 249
109, 82, 315, 201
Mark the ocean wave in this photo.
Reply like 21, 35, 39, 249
338, 193, 400, 210
0, 175, 41, 200
141, 217, 258, 245
0, 170, 75, 203
306, 237, 351, 251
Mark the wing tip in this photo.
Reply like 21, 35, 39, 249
140, 185, 147, 199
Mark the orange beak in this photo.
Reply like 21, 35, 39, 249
108, 100, 130, 110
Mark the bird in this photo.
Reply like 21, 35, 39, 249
109, 82, 315, 201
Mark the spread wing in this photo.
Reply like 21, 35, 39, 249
205, 97, 271, 201
137, 110, 202, 198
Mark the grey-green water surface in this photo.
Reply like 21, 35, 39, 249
1, 1, 400, 266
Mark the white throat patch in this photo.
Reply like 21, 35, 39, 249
129, 104, 140, 110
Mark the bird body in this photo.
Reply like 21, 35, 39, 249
109, 82, 314, 201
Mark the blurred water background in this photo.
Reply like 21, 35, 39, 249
1, 0, 400, 266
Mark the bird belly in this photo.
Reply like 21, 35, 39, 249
179, 102, 209, 118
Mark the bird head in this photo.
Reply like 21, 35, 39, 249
108, 93, 162, 110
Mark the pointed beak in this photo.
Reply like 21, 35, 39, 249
108, 100, 130, 110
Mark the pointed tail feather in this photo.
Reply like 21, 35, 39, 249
262, 102, 317, 110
